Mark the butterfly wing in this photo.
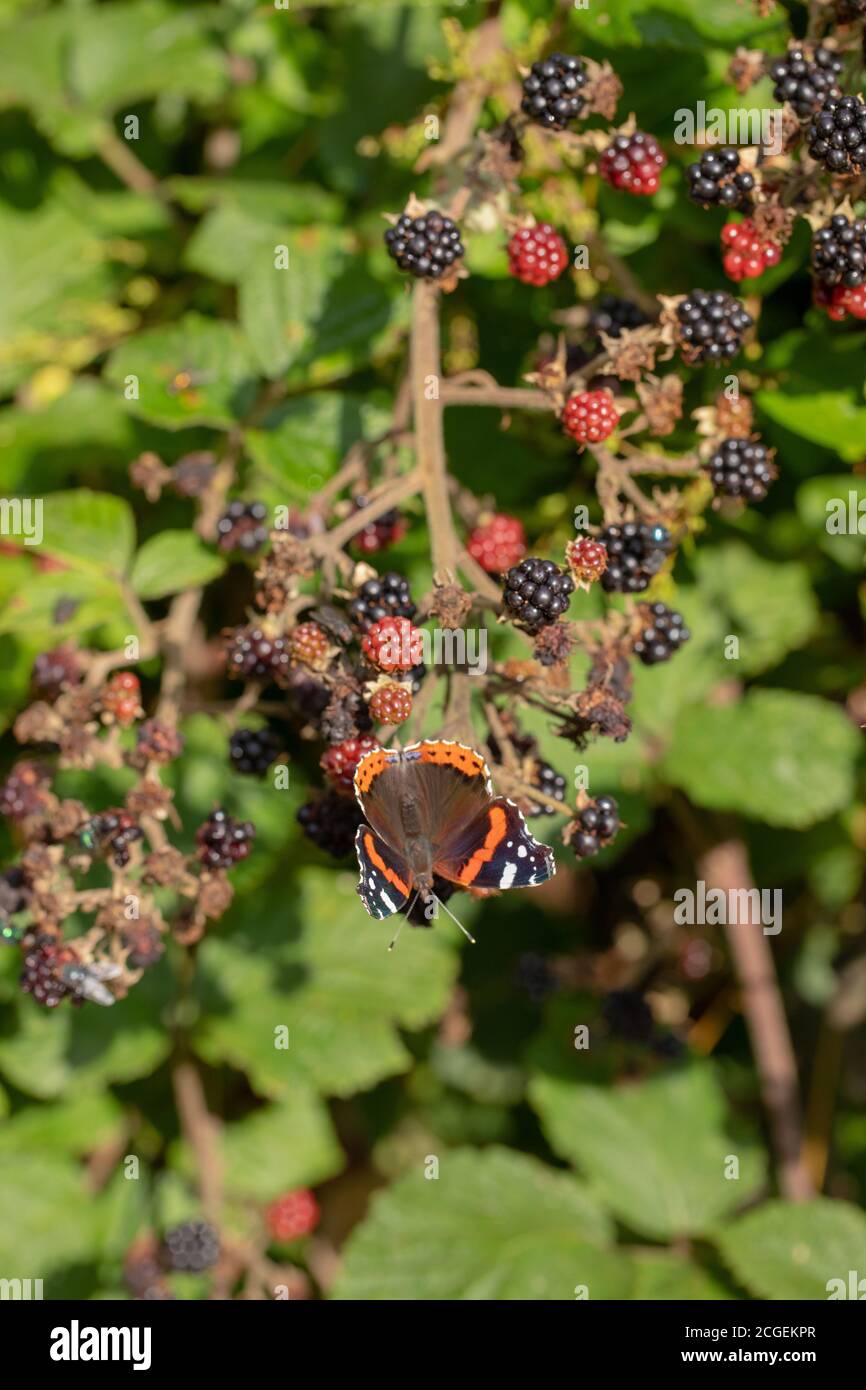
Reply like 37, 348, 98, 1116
434, 797, 555, 891
355, 824, 414, 920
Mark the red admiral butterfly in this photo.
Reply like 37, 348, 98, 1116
353, 739, 555, 944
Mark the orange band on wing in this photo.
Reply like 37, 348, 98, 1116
456, 805, 507, 885
363, 831, 410, 897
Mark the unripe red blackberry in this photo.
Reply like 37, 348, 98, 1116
226, 625, 291, 686
507, 223, 569, 286
21, 939, 75, 1008
675, 290, 753, 365
0, 762, 50, 820
633, 602, 691, 665
562, 389, 619, 444
589, 294, 649, 340
31, 644, 82, 700
721, 219, 782, 281
567, 794, 620, 859
361, 617, 424, 673
290, 621, 331, 670
467, 514, 527, 574
369, 683, 413, 725
600, 130, 667, 196
502, 558, 575, 632
822, 282, 866, 320
769, 45, 843, 117
349, 497, 407, 553
100, 670, 142, 726
686, 148, 755, 210
266, 1189, 320, 1242
705, 436, 778, 501
297, 790, 364, 857
599, 522, 670, 593
320, 735, 380, 793
216, 499, 269, 554
195, 808, 255, 869
566, 536, 608, 587
161, 1221, 220, 1273
384, 211, 464, 279
136, 719, 185, 764
808, 94, 866, 175
229, 726, 282, 776
521, 53, 587, 130
811, 213, 866, 287
348, 572, 417, 630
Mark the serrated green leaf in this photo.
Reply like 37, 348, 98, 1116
715, 1198, 866, 1300
36, 489, 135, 577
333, 1147, 631, 1301
757, 332, 866, 462
218, 1089, 343, 1199
130, 530, 225, 599
692, 543, 818, 676
244, 392, 385, 504
529, 1065, 765, 1240
661, 690, 861, 828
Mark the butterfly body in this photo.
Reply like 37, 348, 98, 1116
353, 739, 555, 922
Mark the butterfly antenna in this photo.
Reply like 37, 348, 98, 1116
432, 893, 476, 945
387, 917, 407, 952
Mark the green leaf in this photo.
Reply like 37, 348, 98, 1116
37, 489, 135, 577
692, 543, 818, 676
661, 690, 861, 828
0, 380, 141, 492
333, 1147, 632, 1301
757, 332, 866, 463
104, 313, 259, 429
529, 1065, 765, 1240
217, 1090, 344, 1199
796, 475, 866, 572
0, 1092, 123, 1157
244, 392, 387, 504
193, 869, 459, 1099
130, 530, 226, 599
632, 1253, 736, 1300
715, 1198, 866, 1300
0, 1154, 101, 1274
569, 0, 784, 48
69, 1, 227, 112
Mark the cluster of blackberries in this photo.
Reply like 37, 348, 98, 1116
20, 939, 73, 1009
384, 212, 464, 279
348, 572, 417, 630
229, 726, 282, 776
808, 94, 866, 174
85, 810, 143, 868
297, 791, 364, 859
811, 213, 866, 287
502, 558, 575, 632
589, 294, 649, 340
161, 1221, 220, 1274
633, 603, 691, 666
216, 500, 269, 554
675, 290, 753, 364
195, 808, 255, 870
705, 437, 778, 501
226, 625, 291, 685
598, 522, 670, 593
521, 53, 586, 130
770, 45, 843, 118
686, 148, 755, 209
570, 795, 620, 859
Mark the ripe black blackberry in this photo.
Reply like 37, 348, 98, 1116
589, 294, 649, 340
569, 794, 620, 859
216, 499, 269, 554
195, 808, 255, 870
384, 211, 464, 279
502, 557, 574, 633
528, 762, 568, 817
521, 53, 587, 130
161, 1221, 220, 1274
226, 625, 291, 686
86, 810, 143, 868
808, 94, 866, 174
811, 213, 866, 287
705, 436, 778, 501
769, 46, 843, 118
297, 791, 364, 859
633, 602, 691, 666
599, 522, 670, 593
686, 148, 755, 209
348, 572, 417, 630
675, 290, 753, 364
229, 726, 282, 777
21, 940, 72, 1009
603, 989, 654, 1043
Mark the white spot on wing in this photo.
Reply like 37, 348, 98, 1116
499, 861, 517, 889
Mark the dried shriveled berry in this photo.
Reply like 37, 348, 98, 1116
195, 809, 255, 869
31, 645, 82, 700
